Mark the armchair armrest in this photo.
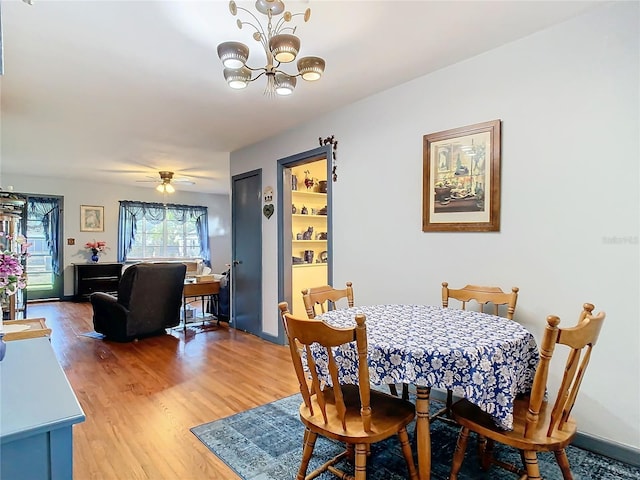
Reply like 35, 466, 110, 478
90, 292, 130, 340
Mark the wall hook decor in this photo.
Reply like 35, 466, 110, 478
319, 135, 338, 182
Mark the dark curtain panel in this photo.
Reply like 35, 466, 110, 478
27, 197, 61, 275
118, 200, 210, 265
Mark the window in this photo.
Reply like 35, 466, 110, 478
118, 201, 210, 264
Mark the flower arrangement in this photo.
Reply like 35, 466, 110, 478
0, 234, 30, 298
85, 240, 108, 257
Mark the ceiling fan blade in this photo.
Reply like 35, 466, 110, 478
100, 168, 151, 174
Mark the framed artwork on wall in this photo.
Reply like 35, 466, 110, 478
422, 119, 501, 232
80, 205, 104, 232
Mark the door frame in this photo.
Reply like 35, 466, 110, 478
277, 145, 333, 343
231, 169, 263, 336
21, 193, 65, 302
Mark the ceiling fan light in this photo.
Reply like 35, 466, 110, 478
224, 67, 251, 89
156, 184, 165, 193
297, 56, 325, 81
269, 34, 300, 63
165, 183, 175, 193
217, 41, 249, 69
275, 73, 296, 95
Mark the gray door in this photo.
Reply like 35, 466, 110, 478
231, 170, 262, 337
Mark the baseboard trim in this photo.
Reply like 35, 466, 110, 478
573, 431, 640, 467
427, 389, 640, 468
260, 331, 280, 344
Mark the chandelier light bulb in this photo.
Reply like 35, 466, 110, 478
217, 41, 249, 69
275, 73, 296, 96
269, 34, 300, 63
297, 56, 325, 81
224, 67, 251, 89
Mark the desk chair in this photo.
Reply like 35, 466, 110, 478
449, 303, 605, 480
278, 302, 418, 480
301, 282, 354, 319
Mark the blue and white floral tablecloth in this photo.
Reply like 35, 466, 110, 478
316, 304, 539, 430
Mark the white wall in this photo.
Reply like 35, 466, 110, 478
230, 3, 639, 449
0, 173, 232, 296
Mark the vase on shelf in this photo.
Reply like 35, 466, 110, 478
90, 249, 100, 263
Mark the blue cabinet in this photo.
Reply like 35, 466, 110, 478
0, 337, 85, 479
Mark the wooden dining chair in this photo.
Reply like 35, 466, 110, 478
433, 282, 520, 420
301, 283, 404, 399
448, 303, 605, 480
278, 302, 418, 480
301, 282, 354, 319
441, 282, 519, 319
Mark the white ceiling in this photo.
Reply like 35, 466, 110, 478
0, 0, 603, 194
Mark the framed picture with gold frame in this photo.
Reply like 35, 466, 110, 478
80, 205, 104, 232
422, 119, 501, 232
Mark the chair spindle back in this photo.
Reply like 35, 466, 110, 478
278, 302, 371, 432
302, 282, 354, 319
442, 282, 519, 319
524, 303, 605, 438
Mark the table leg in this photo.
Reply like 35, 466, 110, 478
183, 294, 187, 333
415, 386, 431, 480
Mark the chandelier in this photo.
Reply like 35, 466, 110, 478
216, 0, 326, 97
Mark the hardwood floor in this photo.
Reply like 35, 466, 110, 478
26, 301, 299, 479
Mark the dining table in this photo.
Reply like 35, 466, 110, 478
316, 304, 539, 480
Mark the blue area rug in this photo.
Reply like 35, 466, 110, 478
191, 393, 640, 480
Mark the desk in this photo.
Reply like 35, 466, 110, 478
182, 280, 221, 332
1, 337, 86, 479
317, 304, 538, 480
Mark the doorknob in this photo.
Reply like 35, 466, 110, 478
233, 260, 242, 266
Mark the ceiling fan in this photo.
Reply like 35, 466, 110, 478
136, 171, 196, 193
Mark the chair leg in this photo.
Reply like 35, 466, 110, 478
354, 443, 368, 480
478, 437, 494, 470
402, 383, 410, 401
297, 429, 317, 480
554, 449, 574, 480
446, 389, 453, 416
397, 427, 419, 480
389, 384, 399, 397
346, 443, 355, 463
449, 427, 470, 480
522, 450, 542, 480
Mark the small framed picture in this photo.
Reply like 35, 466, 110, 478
80, 205, 104, 232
